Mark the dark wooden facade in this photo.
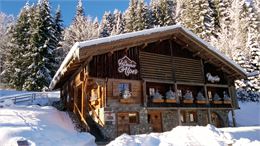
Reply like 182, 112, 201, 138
52, 26, 246, 139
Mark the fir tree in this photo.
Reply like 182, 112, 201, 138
53, 5, 64, 66
125, 0, 137, 32
23, 0, 57, 91
157, 0, 176, 26
111, 10, 124, 35
99, 11, 114, 37
62, 0, 97, 54
3, 3, 32, 90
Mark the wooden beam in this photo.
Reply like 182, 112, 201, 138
193, 51, 201, 57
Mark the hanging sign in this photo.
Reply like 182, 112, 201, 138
118, 55, 138, 76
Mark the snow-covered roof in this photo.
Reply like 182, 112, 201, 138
49, 24, 247, 90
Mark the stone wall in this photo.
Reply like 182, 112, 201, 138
161, 110, 179, 131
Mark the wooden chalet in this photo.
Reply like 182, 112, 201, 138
50, 25, 247, 139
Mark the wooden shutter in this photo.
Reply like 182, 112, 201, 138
173, 57, 204, 83
140, 51, 173, 81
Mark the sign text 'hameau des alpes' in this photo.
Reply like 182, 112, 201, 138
118, 56, 138, 76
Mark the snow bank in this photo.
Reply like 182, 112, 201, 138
235, 101, 260, 126
221, 126, 260, 146
108, 125, 232, 146
108, 125, 260, 146
0, 106, 96, 146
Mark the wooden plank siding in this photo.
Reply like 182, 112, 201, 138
140, 51, 173, 81
173, 57, 204, 83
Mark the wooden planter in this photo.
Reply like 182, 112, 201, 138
183, 99, 193, 104
195, 100, 207, 104
152, 99, 164, 103
223, 100, 231, 104
212, 101, 223, 104
120, 98, 135, 104
165, 99, 177, 103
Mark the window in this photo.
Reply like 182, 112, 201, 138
149, 88, 155, 97
208, 91, 212, 101
118, 83, 131, 98
129, 113, 138, 124
181, 111, 197, 123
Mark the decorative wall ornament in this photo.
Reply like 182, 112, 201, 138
213, 93, 221, 101
223, 91, 231, 101
206, 73, 220, 83
153, 89, 163, 99
196, 91, 206, 100
121, 89, 132, 99
166, 88, 176, 99
183, 90, 193, 100
118, 55, 138, 76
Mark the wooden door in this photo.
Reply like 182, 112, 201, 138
211, 112, 222, 128
117, 113, 130, 136
148, 111, 162, 132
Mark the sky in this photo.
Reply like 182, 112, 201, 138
0, 0, 145, 27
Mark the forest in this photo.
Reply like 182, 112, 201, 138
0, 0, 259, 101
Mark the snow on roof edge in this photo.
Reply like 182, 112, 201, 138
49, 42, 80, 90
178, 27, 248, 77
77, 25, 181, 48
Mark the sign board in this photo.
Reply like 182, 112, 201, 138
118, 55, 138, 76
104, 111, 116, 124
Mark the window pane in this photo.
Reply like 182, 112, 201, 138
129, 113, 138, 124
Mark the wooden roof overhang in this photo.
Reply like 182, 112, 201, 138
49, 25, 247, 90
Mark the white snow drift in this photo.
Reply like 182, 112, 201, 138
0, 105, 96, 146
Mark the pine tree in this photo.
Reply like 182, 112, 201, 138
0, 12, 14, 82
99, 11, 115, 37
125, 0, 137, 32
150, 0, 159, 27
157, 0, 176, 26
53, 5, 64, 66
135, 0, 148, 31
111, 10, 124, 35
62, 0, 97, 54
3, 3, 32, 90
23, 0, 57, 91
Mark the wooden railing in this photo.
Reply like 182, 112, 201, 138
88, 102, 104, 126
0, 93, 48, 104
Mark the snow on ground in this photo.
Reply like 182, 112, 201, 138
0, 105, 96, 146
234, 101, 260, 126
107, 125, 260, 146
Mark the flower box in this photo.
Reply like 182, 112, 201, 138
165, 99, 177, 103
223, 100, 231, 104
120, 98, 135, 104
212, 101, 223, 104
152, 99, 164, 103
195, 100, 207, 104
183, 99, 193, 104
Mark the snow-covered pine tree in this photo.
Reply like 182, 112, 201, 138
111, 9, 124, 35
23, 0, 57, 91
53, 5, 64, 66
0, 12, 14, 81
92, 17, 99, 37
62, 0, 97, 54
247, 1, 260, 99
157, 0, 176, 26
135, 0, 148, 31
2, 3, 32, 90
150, 0, 159, 27
177, 0, 217, 42
99, 11, 114, 37
124, 0, 138, 32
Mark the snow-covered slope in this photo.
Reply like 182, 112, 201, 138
0, 105, 96, 146
235, 101, 260, 126
107, 125, 260, 146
